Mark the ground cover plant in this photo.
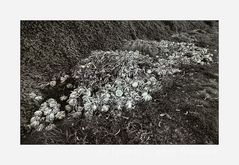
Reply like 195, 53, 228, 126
21, 21, 218, 144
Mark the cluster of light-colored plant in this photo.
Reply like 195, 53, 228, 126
28, 98, 65, 131
28, 39, 213, 131
123, 39, 213, 65
171, 32, 198, 43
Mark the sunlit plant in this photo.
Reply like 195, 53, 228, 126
27, 39, 213, 131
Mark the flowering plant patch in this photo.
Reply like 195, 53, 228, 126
27, 39, 213, 131
123, 39, 213, 65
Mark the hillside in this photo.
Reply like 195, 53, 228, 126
21, 21, 218, 144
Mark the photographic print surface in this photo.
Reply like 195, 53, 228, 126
21, 21, 218, 144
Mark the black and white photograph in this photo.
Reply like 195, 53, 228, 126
20, 21, 219, 144
2, 0, 239, 164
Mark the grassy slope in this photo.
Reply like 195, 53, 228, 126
21, 21, 218, 144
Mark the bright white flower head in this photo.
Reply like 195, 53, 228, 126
35, 96, 43, 101
92, 104, 97, 111
115, 79, 122, 85
85, 89, 91, 97
126, 100, 134, 109
40, 102, 47, 109
30, 116, 40, 123
44, 107, 52, 116
55, 111, 65, 120
116, 101, 124, 110
70, 91, 78, 98
80, 65, 86, 68
48, 113, 55, 122
142, 92, 152, 101
69, 98, 77, 106
71, 111, 81, 118
101, 105, 109, 112
77, 87, 86, 94
50, 80, 56, 87
29, 92, 37, 99
30, 120, 40, 128
47, 98, 55, 103
49, 101, 58, 108
65, 105, 72, 112
60, 75, 69, 83
149, 77, 157, 84
36, 124, 45, 132
34, 111, 42, 117
52, 107, 60, 114
84, 102, 92, 111
66, 83, 73, 88
116, 89, 123, 97
60, 95, 68, 101
132, 81, 138, 88
45, 124, 56, 131
102, 93, 110, 103
147, 69, 152, 74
